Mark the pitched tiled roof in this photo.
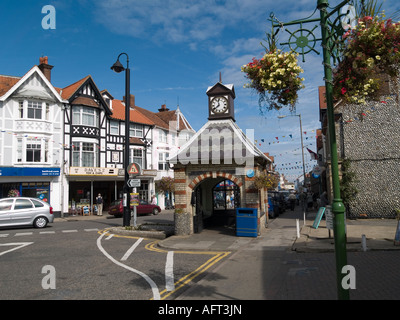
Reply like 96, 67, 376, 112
156, 108, 194, 132
61, 76, 90, 100
110, 99, 154, 126
134, 105, 170, 129
0, 75, 21, 97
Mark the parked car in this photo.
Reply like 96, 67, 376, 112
108, 199, 161, 217
268, 191, 285, 217
0, 197, 54, 228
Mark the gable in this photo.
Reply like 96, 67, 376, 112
63, 76, 112, 115
0, 66, 65, 103
14, 72, 56, 100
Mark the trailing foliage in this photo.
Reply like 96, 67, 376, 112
155, 177, 175, 194
254, 172, 278, 190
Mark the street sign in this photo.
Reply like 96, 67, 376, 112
127, 162, 141, 175
127, 179, 141, 188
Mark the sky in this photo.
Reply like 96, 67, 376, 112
1, 0, 399, 182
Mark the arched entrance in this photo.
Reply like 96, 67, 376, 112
193, 177, 240, 233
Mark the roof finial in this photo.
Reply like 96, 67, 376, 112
219, 72, 222, 83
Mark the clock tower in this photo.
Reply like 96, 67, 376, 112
207, 81, 235, 121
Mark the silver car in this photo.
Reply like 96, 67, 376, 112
0, 197, 54, 228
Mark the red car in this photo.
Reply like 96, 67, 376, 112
108, 199, 161, 217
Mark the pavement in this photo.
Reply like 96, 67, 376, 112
158, 210, 400, 253
56, 208, 400, 252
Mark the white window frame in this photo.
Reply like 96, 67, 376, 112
110, 120, 119, 135
72, 106, 99, 127
130, 124, 143, 138
158, 152, 169, 171
159, 129, 167, 143
130, 148, 143, 168
16, 136, 50, 164
71, 140, 99, 167
18, 100, 51, 121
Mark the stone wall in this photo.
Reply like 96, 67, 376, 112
335, 76, 400, 218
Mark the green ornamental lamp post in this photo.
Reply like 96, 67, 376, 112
269, 0, 353, 300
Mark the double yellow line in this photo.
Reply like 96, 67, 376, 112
98, 230, 230, 300
146, 241, 230, 300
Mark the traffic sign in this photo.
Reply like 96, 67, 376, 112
127, 179, 141, 188
127, 162, 141, 175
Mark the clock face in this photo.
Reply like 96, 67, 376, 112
211, 96, 228, 114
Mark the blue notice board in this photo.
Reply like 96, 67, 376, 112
312, 207, 326, 229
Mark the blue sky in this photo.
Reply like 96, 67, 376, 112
1, 0, 399, 182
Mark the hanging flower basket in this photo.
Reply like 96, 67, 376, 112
8, 189, 20, 197
334, 14, 400, 104
241, 49, 305, 112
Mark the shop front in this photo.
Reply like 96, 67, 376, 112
0, 167, 62, 214
66, 167, 157, 216
67, 166, 124, 216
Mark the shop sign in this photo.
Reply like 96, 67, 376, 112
68, 167, 118, 176
0, 167, 60, 176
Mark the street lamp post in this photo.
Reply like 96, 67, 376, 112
270, 0, 351, 299
278, 114, 306, 188
111, 53, 131, 227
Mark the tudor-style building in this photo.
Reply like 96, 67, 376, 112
61, 75, 118, 215
0, 57, 66, 214
0, 57, 196, 217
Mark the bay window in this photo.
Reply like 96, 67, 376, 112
16, 137, 49, 163
18, 100, 51, 120
72, 106, 99, 127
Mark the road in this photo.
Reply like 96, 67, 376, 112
0, 213, 226, 300
2, 209, 400, 302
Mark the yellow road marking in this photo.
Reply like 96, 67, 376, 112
98, 228, 231, 300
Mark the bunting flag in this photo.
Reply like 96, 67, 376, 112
306, 147, 318, 160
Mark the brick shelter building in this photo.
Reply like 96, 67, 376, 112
169, 82, 272, 235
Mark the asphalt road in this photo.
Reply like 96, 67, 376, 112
0, 213, 225, 300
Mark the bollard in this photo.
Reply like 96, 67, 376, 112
296, 219, 300, 239
361, 234, 367, 252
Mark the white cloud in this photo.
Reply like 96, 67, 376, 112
93, 0, 302, 44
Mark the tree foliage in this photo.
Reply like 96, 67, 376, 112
155, 177, 175, 194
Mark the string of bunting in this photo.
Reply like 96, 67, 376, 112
254, 130, 317, 146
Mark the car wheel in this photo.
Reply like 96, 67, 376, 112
152, 208, 159, 215
34, 216, 48, 228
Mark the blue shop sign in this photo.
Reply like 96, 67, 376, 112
0, 167, 60, 176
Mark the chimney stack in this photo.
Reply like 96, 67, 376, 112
38, 56, 53, 83
158, 104, 170, 112
123, 94, 135, 109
